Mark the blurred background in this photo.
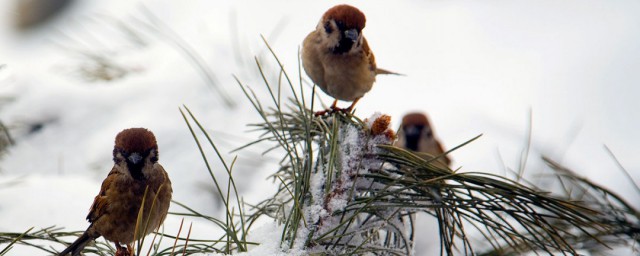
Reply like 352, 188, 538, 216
0, 0, 638, 254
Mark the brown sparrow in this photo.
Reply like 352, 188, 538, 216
59, 128, 172, 256
14, 0, 72, 29
302, 4, 397, 115
396, 112, 451, 168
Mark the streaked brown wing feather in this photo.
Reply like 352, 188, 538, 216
435, 140, 451, 166
86, 168, 118, 222
362, 37, 376, 72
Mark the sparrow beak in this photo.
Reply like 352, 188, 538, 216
128, 152, 143, 164
404, 126, 420, 137
344, 29, 359, 42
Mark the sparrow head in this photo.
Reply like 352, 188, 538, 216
400, 113, 433, 151
113, 128, 159, 179
318, 4, 366, 54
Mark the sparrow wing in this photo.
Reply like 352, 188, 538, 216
152, 164, 173, 225
86, 167, 118, 222
302, 31, 326, 88
362, 37, 377, 72
434, 140, 451, 166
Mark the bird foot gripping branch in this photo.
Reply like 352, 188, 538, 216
114, 245, 132, 256
313, 99, 361, 116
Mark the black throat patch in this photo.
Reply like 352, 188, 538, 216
127, 162, 146, 180
403, 125, 424, 151
333, 36, 354, 54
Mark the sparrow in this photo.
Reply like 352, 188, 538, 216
59, 128, 172, 256
302, 4, 397, 115
396, 112, 451, 168
14, 0, 72, 29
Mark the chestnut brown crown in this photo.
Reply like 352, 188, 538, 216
401, 113, 431, 128
114, 128, 158, 154
323, 4, 366, 31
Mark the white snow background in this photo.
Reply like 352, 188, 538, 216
0, 0, 639, 255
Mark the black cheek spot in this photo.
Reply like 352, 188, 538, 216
113, 148, 124, 163
324, 22, 333, 34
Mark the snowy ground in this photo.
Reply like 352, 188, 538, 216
0, 0, 639, 255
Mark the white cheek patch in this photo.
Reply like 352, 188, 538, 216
321, 21, 341, 48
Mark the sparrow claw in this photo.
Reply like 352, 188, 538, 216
314, 109, 330, 116
314, 105, 353, 117
340, 107, 354, 114
114, 245, 133, 256
115, 246, 129, 256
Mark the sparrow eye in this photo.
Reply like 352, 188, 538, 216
324, 21, 333, 34
425, 128, 434, 138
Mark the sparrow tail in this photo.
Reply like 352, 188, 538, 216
375, 68, 403, 76
58, 230, 96, 256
